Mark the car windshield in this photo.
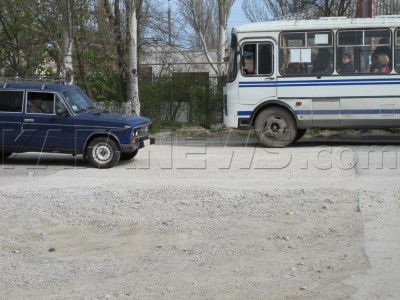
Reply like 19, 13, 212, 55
62, 89, 96, 113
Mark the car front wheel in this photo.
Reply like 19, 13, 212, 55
87, 137, 120, 168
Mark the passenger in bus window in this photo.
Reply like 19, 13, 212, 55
312, 48, 332, 74
378, 53, 390, 73
340, 53, 354, 74
286, 63, 303, 74
243, 44, 255, 75
375, 38, 391, 62
369, 53, 380, 72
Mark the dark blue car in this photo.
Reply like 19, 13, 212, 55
0, 81, 152, 168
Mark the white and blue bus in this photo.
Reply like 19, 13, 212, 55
224, 16, 400, 147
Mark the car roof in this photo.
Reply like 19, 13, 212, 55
0, 82, 79, 93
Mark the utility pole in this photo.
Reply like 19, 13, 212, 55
168, 0, 172, 46
358, 0, 373, 17
167, 0, 172, 120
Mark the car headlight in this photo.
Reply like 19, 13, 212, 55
132, 126, 149, 137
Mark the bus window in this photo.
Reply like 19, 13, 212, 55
337, 29, 391, 74
242, 43, 273, 76
280, 31, 333, 75
395, 29, 400, 73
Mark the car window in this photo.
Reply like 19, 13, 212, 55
55, 95, 67, 111
63, 89, 95, 113
0, 91, 23, 112
27, 92, 55, 114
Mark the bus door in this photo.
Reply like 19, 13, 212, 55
238, 40, 277, 105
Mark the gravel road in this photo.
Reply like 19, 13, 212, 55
0, 137, 399, 299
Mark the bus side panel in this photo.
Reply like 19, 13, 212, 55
340, 97, 400, 128
277, 75, 400, 129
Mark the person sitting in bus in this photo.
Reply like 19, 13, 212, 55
312, 48, 332, 74
340, 53, 354, 74
378, 53, 390, 73
369, 53, 380, 72
375, 37, 391, 63
286, 63, 304, 75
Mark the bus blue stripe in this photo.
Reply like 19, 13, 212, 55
238, 109, 400, 116
239, 78, 400, 88
297, 109, 400, 115
240, 78, 400, 84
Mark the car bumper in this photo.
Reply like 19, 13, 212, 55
120, 143, 139, 153
121, 137, 155, 153
139, 137, 155, 149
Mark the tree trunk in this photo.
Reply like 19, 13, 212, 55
73, 34, 93, 100
61, 0, 74, 84
218, 11, 227, 75
217, 0, 235, 76
126, 0, 140, 115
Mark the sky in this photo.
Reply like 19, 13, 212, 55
227, 0, 249, 31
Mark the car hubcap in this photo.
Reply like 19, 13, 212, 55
92, 143, 113, 164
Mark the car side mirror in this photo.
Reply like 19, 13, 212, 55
56, 108, 69, 116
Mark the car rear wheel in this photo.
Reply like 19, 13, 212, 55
87, 137, 120, 168
120, 149, 139, 161
255, 107, 297, 147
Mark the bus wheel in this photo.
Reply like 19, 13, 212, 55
294, 129, 307, 141
255, 107, 297, 147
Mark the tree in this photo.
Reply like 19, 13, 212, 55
372, 0, 400, 16
177, 0, 235, 75
126, 0, 140, 115
60, 0, 75, 83
102, 0, 142, 115
0, 0, 49, 75
314, 0, 354, 17
243, 0, 310, 20
242, 0, 270, 21
177, 0, 219, 74
242, 0, 355, 21
217, 0, 235, 75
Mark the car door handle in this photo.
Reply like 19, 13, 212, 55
265, 78, 276, 80
24, 119, 35, 123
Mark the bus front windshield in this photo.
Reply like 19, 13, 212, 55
227, 33, 238, 83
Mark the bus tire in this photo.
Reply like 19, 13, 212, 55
294, 129, 307, 141
87, 137, 120, 168
255, 107, 297, 147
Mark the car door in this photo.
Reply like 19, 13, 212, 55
0, 90, 24, 152
19, 91, 73, 152
238, 40, 277, 105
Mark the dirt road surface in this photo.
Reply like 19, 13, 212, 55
1, 137, 399, 299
